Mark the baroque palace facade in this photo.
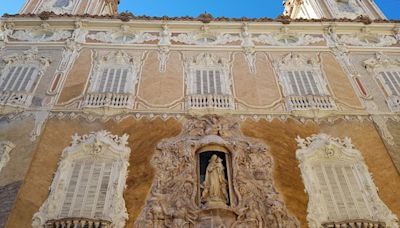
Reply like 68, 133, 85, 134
0, 0, 400, 227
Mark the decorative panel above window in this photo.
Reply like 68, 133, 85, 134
0, 47, 51, 108
32, 131, 131, 228
274, 53, 336, 111
184, 53, 234, 109
296, 134, 399, 228
364, 53, 400, 112
82, 51, 139, 110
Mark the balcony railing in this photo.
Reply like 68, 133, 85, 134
83, 93, 133, 109
322, 220, 385, 228
45, 218, 112, 228
186, 94, 234, 109
387, 96, 400, 112
285, 95, 336, 111
0, 91, 32, 107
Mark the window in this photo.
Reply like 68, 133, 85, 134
83, 51, 138, 108
275, 53, 335, 111
379, 71, 400, 96
193, 69, 223, 95
296, 134, 398, 227
0, 65, 38, 93
32, 131, 131, 228
185, 53, 233, 109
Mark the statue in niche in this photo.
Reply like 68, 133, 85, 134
201, 154, 229, 207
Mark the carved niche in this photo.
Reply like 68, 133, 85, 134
134, 115, 299, 228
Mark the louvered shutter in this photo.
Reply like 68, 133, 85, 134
287, 71, 300, 95
0, 66, 16, 91
380, 71, 400, 96
286, 70, 323, 96
119, 69, 128, 93
0, 66, 37, 92
98, 69, 109, 93
209, 70, 215, 94
307, 71, 320, 95
111, 68, 122, 93
195, 70, 202, 94
202, 70, 209, 94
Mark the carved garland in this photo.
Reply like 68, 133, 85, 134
32, 130, 131, 228
296, 133, 399, 228
135, 115, 299, 228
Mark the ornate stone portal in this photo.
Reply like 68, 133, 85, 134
135, 115, 298, 228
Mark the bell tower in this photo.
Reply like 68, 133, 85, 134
20, 0, 119, 16
283, 0, 386, 20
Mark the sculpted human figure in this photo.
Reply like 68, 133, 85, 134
201, 154, 229, 207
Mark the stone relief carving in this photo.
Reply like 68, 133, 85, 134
296, 133, 399, 228
0, 141, 15, 173
87, 25, 158, 44
364, 52, 400, 72
171, 26, 241, 45
134, 115, 299, 228
339, 28, 397, 47
253, 27, 324, 46
32, 130, 131, 228
10, 23, 71, 42
38, 0, 74, 14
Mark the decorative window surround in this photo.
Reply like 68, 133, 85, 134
10, 23, 71, 42
296, 134, 399, 228
184, 53, 234, 109
0, 141, 15, 173
32, 131, 131, 228
0, 47, 51, 108
364, 53, 400, 112
87, 25, 158, 44
339, 30, 397, 47
274, 53, 336, 112
82, 51, 139, 109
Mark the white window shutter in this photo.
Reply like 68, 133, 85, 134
215, 70, 222, 94
380, 71, 400, 96
195, 70, 202, 94
98, 68, 109, 93
119, 69, 128, 93
0, 66, 16, 91
202, 70, 209, 94
209, 70, 215, 94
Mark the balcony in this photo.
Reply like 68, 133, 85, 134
387, 96, 400, 112
285, 95, 336, 111
82, 93, 134, 109
0, 91, 32, 107
186, 94, 234, 109
45, 218, 112, 228
322, 220, 385, 228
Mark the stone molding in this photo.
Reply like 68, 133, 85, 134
32, 130, 131, 228
0, 141, 15, 173
296, 133, 399, 228
135, 115, 299, 227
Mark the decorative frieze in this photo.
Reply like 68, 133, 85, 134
10, 23, 71, 42
339, 29, 397, 47
87, 25, 158, 44
253, 28, 324, 46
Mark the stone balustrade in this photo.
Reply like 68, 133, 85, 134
285, 95, 336, 111
0, 91, 32, 107
83, 93, 133, 108
322, 220, 385, 228
186, 94, 234, 109
387, 96, 400, 112
45, 218, 112, 228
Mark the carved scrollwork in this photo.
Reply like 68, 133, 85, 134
87, 25, 158, 44
10, 23, 71, 42
135, 115, 299, 228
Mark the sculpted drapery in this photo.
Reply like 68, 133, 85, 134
201, 154, 228, 207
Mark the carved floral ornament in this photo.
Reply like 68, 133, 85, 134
363, 52, 400, 72
0, 141, 15, 173
338, 28, 397, 47
253, 27, 324, 46
10, 23, 72, 42
32, 130, 131, 228
87, 25, 158, 44
38, 0, 75, 14
2, 47, 52, 75
296, 133, 399, 228
135, 115, 299, 228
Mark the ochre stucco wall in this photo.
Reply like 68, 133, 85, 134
6, 117, 400, 228
137, 51, 184, 106
58, 49, 92, 104
233, 52, 281, 107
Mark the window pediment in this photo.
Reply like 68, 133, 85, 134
364, 53, 400, 72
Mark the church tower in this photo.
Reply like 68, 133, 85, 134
20, 0, 119, 15
283, 0, 386, 19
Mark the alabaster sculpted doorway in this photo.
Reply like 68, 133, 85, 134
134, 115, 299, 228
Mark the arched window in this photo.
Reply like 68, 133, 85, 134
296, 134, 398, 228
32, 131, 131, 228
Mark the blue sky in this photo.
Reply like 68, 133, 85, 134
0, 0, 399, 19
